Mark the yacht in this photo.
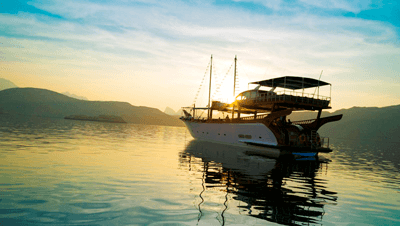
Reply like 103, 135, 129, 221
180, 56, 342, 155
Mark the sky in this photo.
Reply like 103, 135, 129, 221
1, 0, 399, 112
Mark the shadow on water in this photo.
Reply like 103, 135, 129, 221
179, 140, 337, 226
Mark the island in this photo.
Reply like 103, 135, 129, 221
64, 115, 126, 123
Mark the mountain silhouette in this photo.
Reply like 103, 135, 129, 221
62, 91, 88, 100
164, 107, 177, 115
0, 87, 183, 127
287, 105, 400, 142
0, 78, 18, 91
164, 107, 183, 116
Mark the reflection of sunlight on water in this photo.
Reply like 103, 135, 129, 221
0, 116, 199, 225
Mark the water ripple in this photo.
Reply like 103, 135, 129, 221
0, 115, 399, 225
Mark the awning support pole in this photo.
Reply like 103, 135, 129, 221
207, 55, 213, 120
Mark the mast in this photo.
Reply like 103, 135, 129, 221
208, 55, 213, 119
233, 55, 237, 97
232, 55, 237, 119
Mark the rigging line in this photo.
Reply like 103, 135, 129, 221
211, 61, 234, 99
211, 60, 220, 85
193, 80, 207, 104
313, 70, 323, 97
214, 58, 229, 91
235, 60, 250, 95
213, 61, 226, 93
193, 60, 212, 105
240, 64, 251, 91
197, 111, 205, 120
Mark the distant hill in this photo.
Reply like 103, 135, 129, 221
176, 108, 183, 116
164, 107, 182, 116
164, 107, 177, 115
287, 105, 400, 142
62, 92, 88, 100
0, 78, 18, 91
0, 88, 184, 127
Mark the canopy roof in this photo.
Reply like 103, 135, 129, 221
249, 76, 330, 90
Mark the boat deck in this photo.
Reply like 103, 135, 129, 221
238, 93, 330, 111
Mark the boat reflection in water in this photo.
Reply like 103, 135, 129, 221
179, 140, 337, 225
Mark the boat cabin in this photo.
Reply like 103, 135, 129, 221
236, 76, 332, 112
235, 86, 276, 101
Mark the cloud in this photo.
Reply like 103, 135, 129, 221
230, 0, 374, 13
1, 0, 399, 110
298, 0, 373, 13
2, 1, 398, 68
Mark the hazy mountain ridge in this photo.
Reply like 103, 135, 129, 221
0, 88, 184, 127
62, 92, 88, 100
288, 105, 400, 142
164, 107, 183, 116
0, 78, 18, 91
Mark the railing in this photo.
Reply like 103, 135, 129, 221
292, 119, 316, 125
320, 137, 330, 148
254, 90, 330, 101
239, 91, 331, 108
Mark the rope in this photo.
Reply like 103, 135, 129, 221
212, 62, 234, 100
193, 60, 211, 105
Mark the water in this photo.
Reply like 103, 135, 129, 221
0, 115, 399, 225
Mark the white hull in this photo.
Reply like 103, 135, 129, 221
182, 120, 278, 147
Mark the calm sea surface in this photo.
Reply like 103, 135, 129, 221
1, 115, 399, 226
